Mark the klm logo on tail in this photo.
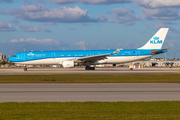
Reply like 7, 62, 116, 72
150, 36, 162, 44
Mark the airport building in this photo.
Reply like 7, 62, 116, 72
0, 53, 6, 62
0, 53, 2, 61
123, 59, 180, 68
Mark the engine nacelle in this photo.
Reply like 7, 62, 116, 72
62, 61, 74, 68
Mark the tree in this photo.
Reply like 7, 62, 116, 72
0, 61, 8, 65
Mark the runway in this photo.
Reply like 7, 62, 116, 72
1, 83, 180, 102
0, 67, 180, 75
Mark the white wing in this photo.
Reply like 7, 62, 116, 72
75, 49, 120, 63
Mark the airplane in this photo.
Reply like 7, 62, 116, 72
9, 28, 169, 71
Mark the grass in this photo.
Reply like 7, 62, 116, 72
0, 101, 180, 120
1, 75, 180, 120
0, 74, 180, 83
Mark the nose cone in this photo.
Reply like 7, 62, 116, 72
8, 57, 14, 62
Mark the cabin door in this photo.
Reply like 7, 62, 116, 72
51, 53, 56, 59
21, 53, 25, 60
136, 51, 140, 58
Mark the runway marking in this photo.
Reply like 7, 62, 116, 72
44, 72, 66, 75
1, 91, 180, 93
14, 72, 66, 75
1, 68, 180, 75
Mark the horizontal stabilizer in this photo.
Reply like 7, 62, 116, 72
151, 48, 170, 55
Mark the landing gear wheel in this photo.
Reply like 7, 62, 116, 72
90, 67, 95, 70
24, 67, 27, 71
85, 66, 95, 70
85, 67, 89, 70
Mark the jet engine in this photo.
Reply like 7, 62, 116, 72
62, 61, 74, 68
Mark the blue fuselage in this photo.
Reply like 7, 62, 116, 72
9, 49, 166, 65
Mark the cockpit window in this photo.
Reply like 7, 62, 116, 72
12, 55, 17, 57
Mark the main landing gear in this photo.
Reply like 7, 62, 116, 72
85, 66, 95, 70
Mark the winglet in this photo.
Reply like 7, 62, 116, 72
113, 49, 120, 54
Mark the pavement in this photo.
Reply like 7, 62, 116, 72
1, 68, 180, 102
1, 83, 180, 102
0, 67, 180, 75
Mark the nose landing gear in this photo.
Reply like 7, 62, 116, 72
24, 65, 27, 71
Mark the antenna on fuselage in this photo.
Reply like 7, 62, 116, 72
23, 48, 25, 52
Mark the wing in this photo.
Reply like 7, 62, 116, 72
75, 49, 120, 63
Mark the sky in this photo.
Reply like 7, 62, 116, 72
0, 0, 180, 59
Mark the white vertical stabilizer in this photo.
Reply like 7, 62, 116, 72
138, 28, 169, 49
